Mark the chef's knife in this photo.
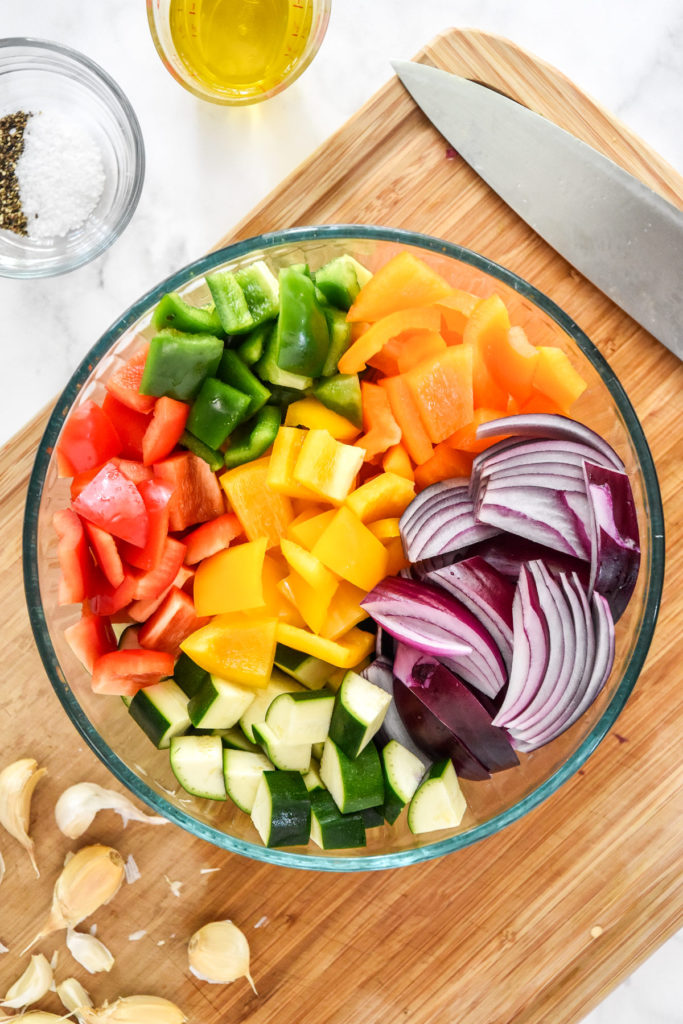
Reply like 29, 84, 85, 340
392, 60, 683, 360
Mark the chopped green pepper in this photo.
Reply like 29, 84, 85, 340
256, 324, 312, 391
237, 323, 271, 366
313, 373, 363, 429
139, 330, 224, 402
206, 271, 254, 335
223, 405, 281, 469
186, 377, 252, 449
234, 261, 280, 326
152, 292, 224, 335
320, 306, 352, 377
178, 429, 224, 472
216, 350, 270, 419
274, 266, 330, 378
315, 255, 372, 311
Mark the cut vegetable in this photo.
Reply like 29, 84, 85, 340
223, 749, 274, 813
328, 670, 392, 759
265, 689, 335, 745
407, 759, 467, 834
319, 738, 384, 814
169, 734, 226, 800
187, 673, 256, 729
250, 771, 311, 847
381, 740, 427, 824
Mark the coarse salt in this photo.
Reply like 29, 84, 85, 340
17, 110, 105, 239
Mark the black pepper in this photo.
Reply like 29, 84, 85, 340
0, 111, 31, 236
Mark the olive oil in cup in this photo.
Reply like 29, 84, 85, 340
147, 0, 331, 105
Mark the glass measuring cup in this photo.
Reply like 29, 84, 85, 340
147, 0, 331, 105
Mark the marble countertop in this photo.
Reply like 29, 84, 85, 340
1, 1, 681, 1019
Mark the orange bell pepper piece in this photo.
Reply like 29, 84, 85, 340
355, 382, 402, 462
414, 443, 474, 491
368, 330, 446, 376
338, 306, 442, 375
380, 375, 433, 466
346, 252, 454, 323
382, 442, 414, 481
446, 407, 510, 454
531, 347, 587, 412
436, 289, 480, 334
405, 344, 474, 443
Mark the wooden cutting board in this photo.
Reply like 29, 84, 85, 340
1, 28, 681, 1024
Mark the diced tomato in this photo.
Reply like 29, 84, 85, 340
127, 565, 194, 623
53, 509, 95, 605
119, 479, 172, 571
84, 522, 125, 588
72, 462, 149, 548
183, 512, 243, 565
154, 452, 225, 532
91, 648, 175, 696
89, 572, 137, 617
56, 400, 122, 477
64, 608, 117, 673
111, 458, 154, 485
138, 587, 209, 655
142, 397, 190, 466
105, 343, 156, 414
131, 537, 187, 602
102, 392, 152, 461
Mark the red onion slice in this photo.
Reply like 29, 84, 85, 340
583, 461, 640, 621
492, 565, 549, 726
475, 413, 625, 471
476, 485, 590, 560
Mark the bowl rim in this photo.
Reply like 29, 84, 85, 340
23, 224, 665, 871
0, 36, 145, 279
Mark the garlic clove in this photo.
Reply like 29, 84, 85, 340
0, 1014, 70, 1022
2, 952, 53, 1008
66, 929, 115, 974
78, 995, 187, 1023
56, 976, 93, 1022
55, 783, 168, 839
187, 920, 257, 993
25, 844, 125, 952
0, 758, 47, 877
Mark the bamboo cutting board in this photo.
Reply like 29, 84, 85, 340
1, 29, 682, 1024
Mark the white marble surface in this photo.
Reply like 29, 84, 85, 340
1, 1, 681, 1019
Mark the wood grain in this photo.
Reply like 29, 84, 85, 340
1, 29, 681, 1024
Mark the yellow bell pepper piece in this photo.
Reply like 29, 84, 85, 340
275, 622, 375, 670
383, 535, 409, 576
261, 553, 305, 627
220, 456, 294, 548
278, 570, 337, 635
287, 508, 337, 550
312, 506, 389, 591
285, 397, 361, 442
319, 580, 369, 641
266, 427, 320, 500
193, 537, 267, 616
345, 471, 416, 523
280, 537, 339, 592
293, 429, 365, 504
532, 346, 588, 413
367, 517, 401, 541
181, 614, 277, 688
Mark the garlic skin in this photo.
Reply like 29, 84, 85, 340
0, 758, 47, 877
78, 995, 187, 1024
56, 976, 93, 1022
66, 929, 115, 974
188, 920, 257, 993
2, 952, 53, 1008
25, 844, 125, 952
55, 783, 167, 839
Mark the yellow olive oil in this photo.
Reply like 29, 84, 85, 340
169, 0, 314, 100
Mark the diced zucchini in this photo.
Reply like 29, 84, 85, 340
251, 771, 311, 847
252, 723, 312, 773
173, 651, 210, 699
212, 727, 261, 752
360, 805, 385, 829
265, 689, 335, 745
169, 734, 226, 800
274, 643, 336, 690
311, 741, 325, 762
319, 738, 384, 814
234, 260, 280, 327
407, 759, 467, 835
238, 670, 303, 743
188, 674, 255, 730
128, 678, 191, 750
310, 789, 366, 850
381, 740, 428, 824
328, 670, 392, 759
223, 748, 273, 813
303, 762, 324, 792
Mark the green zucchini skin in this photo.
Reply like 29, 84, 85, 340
320, 738, 384, 814
251, 770, 311, 848
310, 789, 366, 850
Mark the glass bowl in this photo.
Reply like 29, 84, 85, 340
0, 38, 144, 278
23, 225, 664, 871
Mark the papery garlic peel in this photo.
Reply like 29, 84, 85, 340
2, 952, 53, 1008
188, 920, 257, 993
0, 758, 47, 877
55, 783, 167, 839
78, 995, 187, 1023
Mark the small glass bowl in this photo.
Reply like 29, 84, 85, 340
23, 226, 664, 871
0, 38, 144, 278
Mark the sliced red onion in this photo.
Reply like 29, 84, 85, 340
475, 413, 625, 471
423, 557, 515, 672
492, 565, 549, 727
392, 642, 424, 686
464, 535, 590, 587
399, 478, 470, 542
400, 479, 499, 563
583, 461, 640, 621
476, 484, 591, 560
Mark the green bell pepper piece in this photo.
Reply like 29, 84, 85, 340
206, 271, 254, 335
234, 261, 280, 327
178, 429, 224, 472
237, 323, 271, 366
313, 373, 363, 429
320, 306, 353, 377
139, 330, 224, 402
151, 292, 224, 335
314, 255, 372, 311
186, 377, 252, 450
274, 266, 330, 378
256, 324, 312, 391
223, 405, 281, 470
216, 350, 270, 419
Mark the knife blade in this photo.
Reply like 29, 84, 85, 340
392, 59, 683, 359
